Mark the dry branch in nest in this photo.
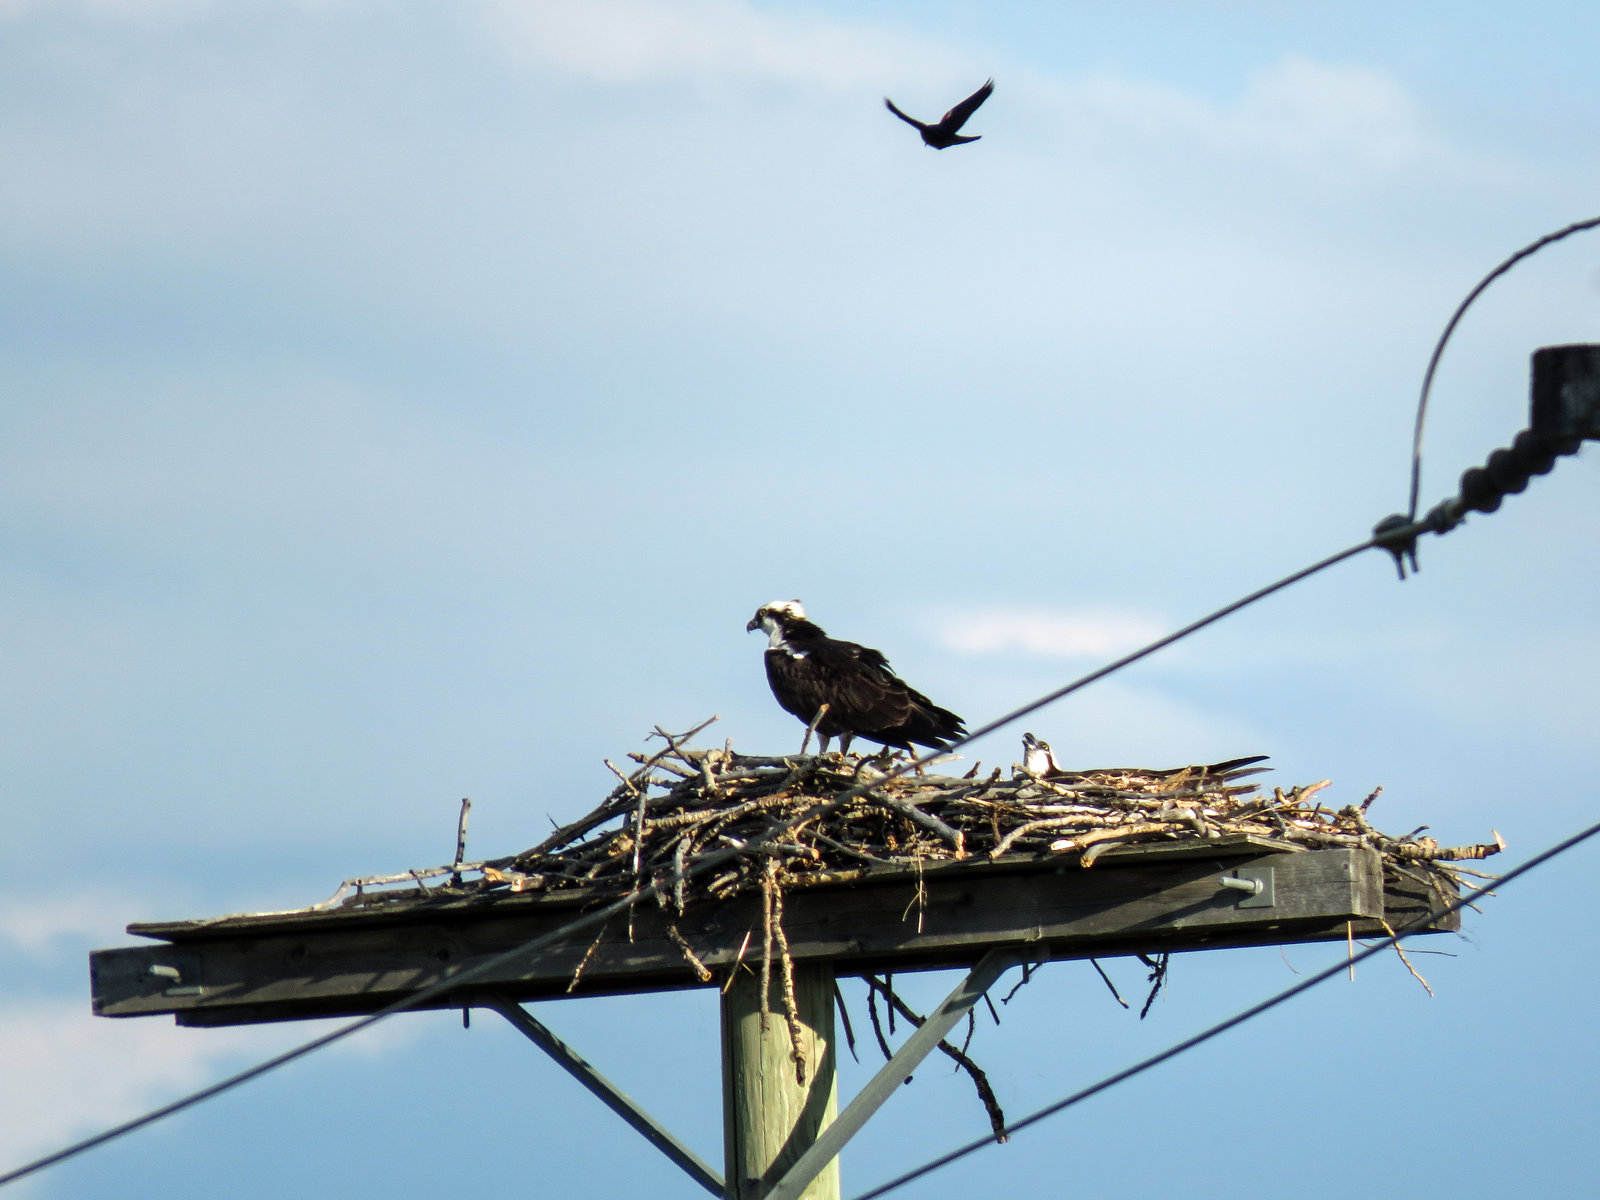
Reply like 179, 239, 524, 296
864, 974, 1009, 1142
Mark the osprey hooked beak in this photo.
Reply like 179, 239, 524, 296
748, 599, 806, 633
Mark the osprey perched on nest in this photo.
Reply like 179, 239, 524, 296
746, 600, 966, 756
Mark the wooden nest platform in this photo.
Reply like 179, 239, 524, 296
93, 720, 1499, 1028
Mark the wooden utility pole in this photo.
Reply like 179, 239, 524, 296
721, 964, 838, 1200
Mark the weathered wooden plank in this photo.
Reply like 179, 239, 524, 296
89, 848, 1451, 1026
119, 837, 1299, 943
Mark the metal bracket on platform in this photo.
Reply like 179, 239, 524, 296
476, 994, 723, 1198
764, 947, 1028, 1200
1220, 865, 1275, 908
146, 961, 204, 997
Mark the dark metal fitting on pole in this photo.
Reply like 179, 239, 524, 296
1531, 344, 1600, 442
1371, 513, 1422, 581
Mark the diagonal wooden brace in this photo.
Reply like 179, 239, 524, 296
477, 994, 724, 1197
763, 948, 1027, 1200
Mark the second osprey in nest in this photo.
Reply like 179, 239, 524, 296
747, 600, 966, 756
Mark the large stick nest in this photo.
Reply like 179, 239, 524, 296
309, 719, 1501, 1140
327, 719, 1503, 911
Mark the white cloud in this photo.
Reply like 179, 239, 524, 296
478, 0, 969, 90
0, 1000, 283, 1170
0, 0, 347, 18
1234, 56, 1442, 175
0, 883, 425, 1175
477, 1, 1465, 185
0, 893, 145, 954
0, 997, 420, 1173
928, 606, 1168, 659
1060, 54, 1479, 184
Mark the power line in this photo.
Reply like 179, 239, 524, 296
0, 531, 1385, 1190
934, 537, 1376, 751
1407, 214, 1600, 521
849, 815, 1600, 1200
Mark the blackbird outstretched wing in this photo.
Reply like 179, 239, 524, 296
940, 78, 994, 131
883, 97, 925, 130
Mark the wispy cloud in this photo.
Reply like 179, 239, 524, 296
0, 1000, 276, 1169
0, 996, 420, 1171
1058, 53, 1490, 186
927, 606, 1168, 659
0, 892, 144, 954
478, 0, 970, 91
479, 0, 1483, 185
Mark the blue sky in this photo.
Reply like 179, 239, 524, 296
4, 2, 1600, 1196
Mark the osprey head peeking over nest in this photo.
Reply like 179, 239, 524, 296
746, 600, 967, 756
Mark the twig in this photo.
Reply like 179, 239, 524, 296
1000, 962, 1034, 1005
672, 834, 690, 913
1138, 953, 1169, 1019
865, 980, 894, 1062
901, 858, 927, 934
666, 923, 714, 983
451, 798, 472, 885
565, 920, 611, 994
958, 1009, 976, 1059
760, 858, 776, 1032
834, 981, 859, 1063
1379, 918, 1435, 996
1089, 958, 1129, 1009
721, 929, 754, 995
873, 792, 966, 857
800, 703, 831, 756
864, 976, 1008, 1142
769, 874, 808, 1085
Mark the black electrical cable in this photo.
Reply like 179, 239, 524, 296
1407, 214, 1600, 521
850, 816, 1600, 1200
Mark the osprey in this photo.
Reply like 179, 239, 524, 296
1021, 732, 1061, 777
884, 78, 994, 149
1021, 731, 1271, 785
747, 600, 966, 755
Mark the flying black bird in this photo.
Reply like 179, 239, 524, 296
747, 600, 966, 755
884, 78, 994, 148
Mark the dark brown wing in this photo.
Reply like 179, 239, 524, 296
764, 644, 904, 731
768, 640, 963, 750
817, 642, 965, 750
884, 97, 926, 130
808, 641, 917, 734
938, 78, 993, 132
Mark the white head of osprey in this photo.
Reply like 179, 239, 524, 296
745, 600, 967, 757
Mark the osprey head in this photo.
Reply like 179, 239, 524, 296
747, 599, 807, 635
1022, 732, 1057, 776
